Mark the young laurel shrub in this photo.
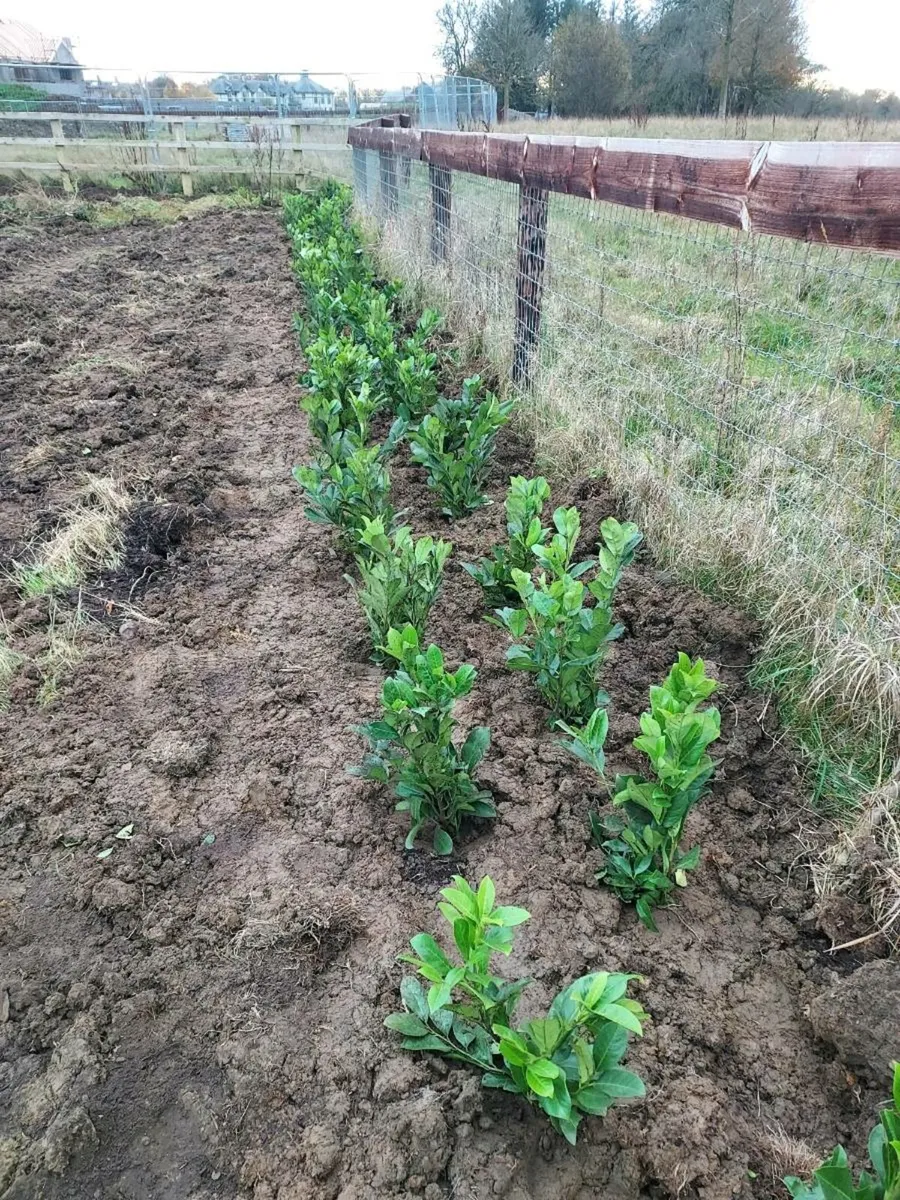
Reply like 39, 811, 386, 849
385, 875, 648, 1145
350, 518, 452, 662
784, 1061, 899, 1200
584, 653, 721, 931
349, 626, 494, 855
410, 377, 515, 518
381, 310, 443, 423
293, 442, 395, 552
463, 475, 552, 606
495, 515, 643, 724
303, 335, 383, 413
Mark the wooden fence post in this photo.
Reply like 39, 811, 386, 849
429, 164, 451, 265
352, 146, 368, 205
378, 117, 398, 215
290, 122, 304, 189
173, 121, 193, 197
512, 184, 549, 388
49, 118, 74, 194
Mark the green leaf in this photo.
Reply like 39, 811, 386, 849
592, 1067, 645, 1100
592, 1022, 629, 1072
573, 1083, 614, 1116
439, 883, 478, 921
409, 933, 451, 973
433, 827, 454, 856
461, 726, 491, 768
400, 1034, 451, 1053
492, 906, 531, 927
526, 1060, 561, 1097
495, 1028, 531, 1067
482, 1071, 520, 1093
814, 1162, 862, 1200
404, 822, 424, 850
677, 843, 701, 872
597, 1001, 646, 1036
476, 876, 495, 915
399, 976, 430, 1022
384, 1012, 431, 1037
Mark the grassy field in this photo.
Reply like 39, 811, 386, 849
509, 113, 900, 141
363, 148, 899, 913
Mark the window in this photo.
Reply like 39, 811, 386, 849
59, 69, 75, 82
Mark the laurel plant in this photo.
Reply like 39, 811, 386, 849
385, 876, 648, 1145
463, 475, 552, 606
294, 442, 395, 551
410, 378, 514, 518
349, 627, 494, 854
495, 516, 643, 724
350, 519, 452, 660
590, 653, 721, 930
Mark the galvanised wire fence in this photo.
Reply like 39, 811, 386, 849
349, 144, 899, 813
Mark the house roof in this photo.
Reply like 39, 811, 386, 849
294, 73, 332, 95
208, 73, 333, 97
0, 17, 72, 63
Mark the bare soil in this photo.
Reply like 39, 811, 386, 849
0, 207, 893, 1200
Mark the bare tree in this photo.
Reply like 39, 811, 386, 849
437, 0, 481, 75
471, 0, 544, 116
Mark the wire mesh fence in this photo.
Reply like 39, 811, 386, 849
351, 144, 899, 800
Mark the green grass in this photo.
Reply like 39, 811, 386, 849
748, 644, 886, 817
364, 156, 899, 881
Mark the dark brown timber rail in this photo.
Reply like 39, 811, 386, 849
348, 118, 900, 253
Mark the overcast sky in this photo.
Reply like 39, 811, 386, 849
18, 0, 900, 95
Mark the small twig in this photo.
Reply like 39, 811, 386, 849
827, 925, 894, 954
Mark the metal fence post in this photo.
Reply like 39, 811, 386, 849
512, 184, 549, 388
429, 164, 451, 264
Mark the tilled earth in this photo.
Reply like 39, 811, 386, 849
0, 204, 893, 1200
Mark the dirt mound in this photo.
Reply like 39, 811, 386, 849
0, 204, 894, 1200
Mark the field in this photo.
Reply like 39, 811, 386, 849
0, 189, 896, 1198
508, 113, 900, 141
365, 151, 899, 835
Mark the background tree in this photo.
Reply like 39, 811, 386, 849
471, 0, 545, 115
550, 9, 631, 116
437, 0, 481, 75
526, 0, 586, 36
723, 0, 805, 113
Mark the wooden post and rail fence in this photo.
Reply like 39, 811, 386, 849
348, 116, 900, 388
0, 110, 347, 196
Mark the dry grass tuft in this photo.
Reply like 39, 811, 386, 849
765, 1125, 822, 1184
14, 475, 132, 599
0, 616, 25, 710
57, 352, 146, 380
815, 766, 900, 947
35, 601, 86, 706
230, 888, 361, 973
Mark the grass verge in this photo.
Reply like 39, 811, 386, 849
356, 169, 900, 940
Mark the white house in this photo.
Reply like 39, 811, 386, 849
291, 72, 334, 112
209, 73, 334, 113
0, 17, 83, 96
